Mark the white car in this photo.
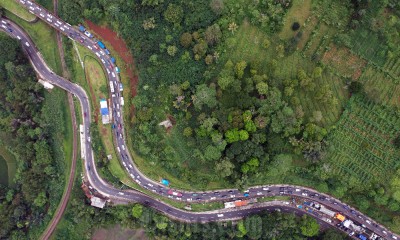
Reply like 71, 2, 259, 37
16, 36, 21, 40
187, 198, 192, 202
112, 72, 115, 78
55, 23, 60, 27
148, 183, 153, 187
1, 25, 6, 29
210, 197, 216, 200
392, 236, 398, 240
118, 192, 124, 195
122, 162, 126, 167
95, 52, 100, 57
325, 218, 332, 223
256, 192, 262, 195
117, 112, 120, 117
56, 20, 62, 25
100, 51, 105, 56
87, 46, 92, 50
366, 220, 371, 224
121, 145, 125, 150
129, 164, 133, 169
295, 188, 301, 192
130, 173, 135, 178
262, 187, 269, 191
117, 104, 120, 109
60, 27, 65, 31
217, 214, 224, 217
135, 179, 141, 184
64, 25, 69, 30
101, 59, 105, 63
230, 194, 235, 198
117, 147, 120, 153
46, 18, 52, 23
106, 69, 110, 74
25, 42, 30, 47
302, 193, 308, 196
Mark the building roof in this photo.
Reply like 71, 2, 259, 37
91, 197, 106, 209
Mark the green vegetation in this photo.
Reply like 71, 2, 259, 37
57, 0, 400, 235
0, 33, 71, 239
0, 140, 17, 187
0, 0, 37, 21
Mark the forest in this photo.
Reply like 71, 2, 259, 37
57, 0, 400, 232
0, 33, 69, 238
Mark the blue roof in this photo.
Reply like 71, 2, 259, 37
101, 108, 109, 115
358, 235, 367, 240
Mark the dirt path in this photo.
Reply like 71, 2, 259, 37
40, 1, 78, 239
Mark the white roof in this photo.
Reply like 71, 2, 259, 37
91, 197, 106, 208
100, 99, 108, 109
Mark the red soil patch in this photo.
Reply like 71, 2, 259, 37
85, 20, 139, 117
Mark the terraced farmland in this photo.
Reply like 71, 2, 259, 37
325, 96, 400, 184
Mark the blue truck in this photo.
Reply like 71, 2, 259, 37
79, 25, 86, 32
97, 41, 106, 49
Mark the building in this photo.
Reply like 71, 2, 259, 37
100, 99, 110, 124
91, 197, 106, 208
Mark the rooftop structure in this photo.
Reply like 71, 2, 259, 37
100, 99, 110, 124
91, 197, 106, 209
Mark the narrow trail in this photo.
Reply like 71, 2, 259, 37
40, 1, 78, 239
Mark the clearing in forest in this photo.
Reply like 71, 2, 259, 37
279, 0, 312, 40
322, 45, 367, 80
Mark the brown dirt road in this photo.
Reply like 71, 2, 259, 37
40, 1, 78, 239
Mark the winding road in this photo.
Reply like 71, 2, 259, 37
1, 1, 399, 239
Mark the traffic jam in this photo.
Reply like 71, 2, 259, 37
14, 1, 400, 239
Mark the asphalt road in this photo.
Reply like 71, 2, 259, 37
3, 1, 400, 239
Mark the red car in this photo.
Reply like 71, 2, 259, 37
167, 189, 182, 197
93, 45, 99, 50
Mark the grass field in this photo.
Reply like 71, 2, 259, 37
0, 138, 17, 187
0, 156, 9, 186
5, 11, 63, 74
325, 96, 400, 184
279, 0, 312, 40
0, 0, 37, 22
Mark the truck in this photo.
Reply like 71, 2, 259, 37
224, 200, 249, 209
119, 83, 123, 91
115, 67, 120, 73
161, 179, 170, 186
120, 97, 124, 106
79, 25, 86, 32
97, 41, 106, 49
109, 81, 114, 93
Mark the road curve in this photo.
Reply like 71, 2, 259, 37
3, 1, 400, 239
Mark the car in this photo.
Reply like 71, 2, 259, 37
295, 188, 301, 192
256, 192, 263, 196
46, 18, 52, 23
244, 193, 250, 197
106, 69, 110, 74
230, 194, 235, 198
112, 72, 116, 78
187, 198, 192, 202
101, 59, 105, 63
192, 193, 198, 196
202, 192, 207, 196
87, 137, 91, 142
350, 210, 356, 215
100, 51, 105, 56
84, 112, 87, 117
79, 38, 84, 43
221, 195, 227, 198
117, 147, 120, 152
129, 164, 133, 169
349, 232, 354, 236
196, 197, 202, 200
122, 162, 126, 167
16, 36, 21, 40
148, 183, 153, 187
55, 23, 60, 27
210, 197, 216, 200
214, 191, 220, 195
39, 13, 45, 17
217, 214, 224, 217
319, 196, 326, 201
262, 187, 269, 191
95, 52, 100, 57
361, 224, 366, 228
366, 220, 371, 224
130, 173, 135, 178
326, 218, 332, 223
60, 27, 65, 31
302, 192, 308, 196
118, 192, 124, 195
117, 104, 120, 109
117, 112, 120, 118
93, 45, 99, 50
392, 236, 398, 240
1, 20, 6, 24
121, 145, 125, 150
64, 25, 70, 30
382, 231, 387, 235
87, 46, 92, 50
